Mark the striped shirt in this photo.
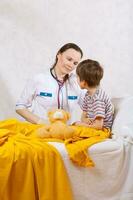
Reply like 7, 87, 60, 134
81, 88, 114, 128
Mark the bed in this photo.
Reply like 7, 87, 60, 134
0, 96, 133, 200
50, 96, 133, 200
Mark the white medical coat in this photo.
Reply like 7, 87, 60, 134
16, 71, 85, 124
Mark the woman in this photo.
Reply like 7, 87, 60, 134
16, 43, 85, 124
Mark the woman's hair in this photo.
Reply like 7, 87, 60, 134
51, 43, 83, 81
76, 59, 104, 87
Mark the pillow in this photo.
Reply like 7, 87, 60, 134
111, 97, 128, 119
111, 96, 133, 138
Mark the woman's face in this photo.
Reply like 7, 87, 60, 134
56, 48, 82, 75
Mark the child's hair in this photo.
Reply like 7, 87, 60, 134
76, 59, 104, 87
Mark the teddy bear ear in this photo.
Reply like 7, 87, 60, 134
48, 110, 53, 117
66, 111, 70, 120
48, 107, 56, 114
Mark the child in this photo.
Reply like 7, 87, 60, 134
76, 59, 114, 130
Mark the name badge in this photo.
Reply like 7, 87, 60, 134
40, 92, 52, 97
68, 96, 78, 100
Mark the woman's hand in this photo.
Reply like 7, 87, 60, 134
16, 109, 41, 124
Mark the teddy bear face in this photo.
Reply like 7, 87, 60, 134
37, 109, 75, 139
48, 109, 70, 123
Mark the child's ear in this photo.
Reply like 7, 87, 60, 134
84, 81, 88, 87
82, 80, 87, 87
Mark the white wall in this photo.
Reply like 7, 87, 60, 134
0, 0, 133, 119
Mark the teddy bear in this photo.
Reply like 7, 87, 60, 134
36, 109, 75, 140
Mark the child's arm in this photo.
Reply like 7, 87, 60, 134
76, 116, 104, 129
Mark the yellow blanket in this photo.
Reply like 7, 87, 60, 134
0, 119, 110, 200
0, 119, 73, 200
65, 126, 110, 167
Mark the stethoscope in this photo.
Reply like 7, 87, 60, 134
50, 68, 69, 110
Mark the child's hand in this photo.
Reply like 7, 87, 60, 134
82, 118, 93, 125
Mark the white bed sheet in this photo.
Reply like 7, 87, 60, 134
50, 138, 133, 200
48, 96, 133, 200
